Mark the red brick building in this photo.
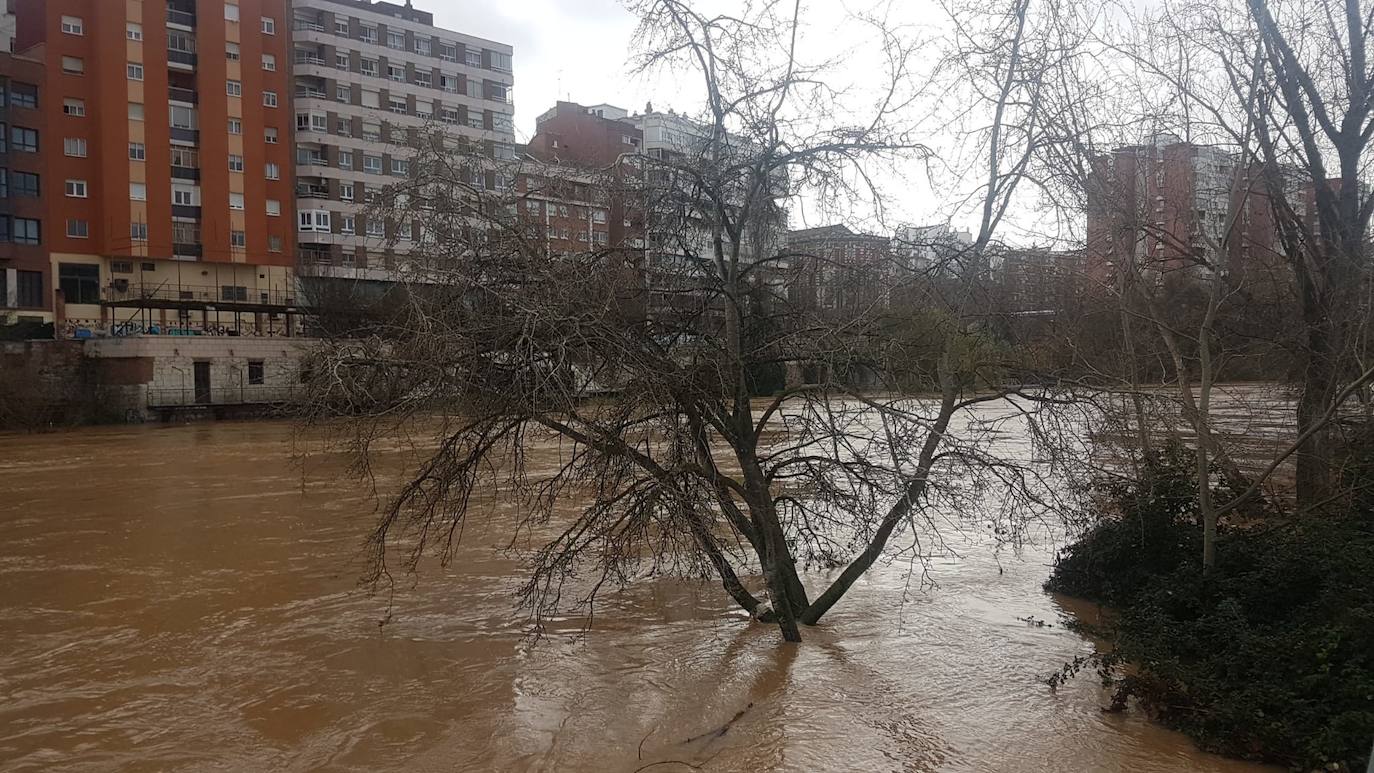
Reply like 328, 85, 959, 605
787, 224, 893, 315
5, 0, 298, 335
1085, 134, 1280, 286
0, 48, 48, 319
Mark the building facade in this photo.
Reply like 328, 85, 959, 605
0, 48, 47, 321
787, 224, 893, 315
1085, 133, 1280, 285
288, 0, 515, 279
5, 0, 299, 335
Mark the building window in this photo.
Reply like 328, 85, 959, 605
12, 172, 39, 197
391, 158, 408, 175
441, 74, 462, 93
59, 263, 99, 303
340, 215, 355, 234
127, 63, 144, 81
228, 154, 244, 172
126, 22, 143, 41
131, 222, 148, 242
465, 49, 481, 67
414, 38, 431, 56
334, 19, 350, 36
335, 51, 350, 69
440, 43, 458, 62
111, 261, 133, 274
229, 192, 244, 210
262, 53, 276, 71
338, 151, 353, 170
340, 182, 354, 200
130, 183, 147, 201
226, 79, 242, 96
388, 64, 404, 82
266, 199, 281, 216
226, 42, 240, 60
414, 72, 431, 89
359, 25, 376, 44
230, 230, 246, 247
12, 218, 40, 245
247, 361, 264, 385
363, 154, 382, 174
490, 51, 512, 72
268, 235, 282, 252
359, 58, 377, 77
65, 219, 89, 238
16, 270, 43, 306
265, 162, 280, 179
225, 3, 239, 22
128, 102, 144, 120
61, 56, 84, 74
263, 91, 278, 107
388, 96, 407, 114
170, 105, 196, 129
228, 118, 242, 135
172, 186, 198, 206
10, 83, 37, 109
260, 17, 275, 35
64, 137, 87, 157
61, 15, 84, 35
64, 179, 87, 198
336, 84, 351, 102
265, 127, 278, 143
387, 30, 405, 49
62, 98, 85, 116
10, 127, 37, 152
220, 285, 248, 301
298, 210, 330, 232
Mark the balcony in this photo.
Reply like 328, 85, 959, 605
168, 86, 198, 104
104, 282, 299, 311
298, 245, 333, 263
296, 185, 330, 199
167, 49, 197, 69
295, 88, 328, 100
171, 204, 202, 219
298, 155, 328, 168
165, 7, 195, 28
294, 51, 326, 66
171, 242, 203, 257
170, 165, 200, 181
170, 127, 199, 144
293, 19, 325, 33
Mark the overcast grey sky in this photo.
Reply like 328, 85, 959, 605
422, 0, 1073, 244
427, 0, 646, 143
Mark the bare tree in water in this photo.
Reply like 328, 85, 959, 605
303, 0, 1083, 642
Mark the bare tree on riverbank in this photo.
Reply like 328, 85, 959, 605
302, 0, 1086, 642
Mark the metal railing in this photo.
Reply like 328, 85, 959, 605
168, 86, 198, 103
292, 19, 325, 32
293, 52, 326, 66
104, 283, 299, 308
165, 8, 195, 27
147, 384, 300, 408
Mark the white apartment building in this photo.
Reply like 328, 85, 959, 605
289, 0, 515, 280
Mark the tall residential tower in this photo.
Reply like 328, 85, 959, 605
10, 0, 299, 335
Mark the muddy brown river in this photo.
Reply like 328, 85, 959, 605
0, 421, 1274, 772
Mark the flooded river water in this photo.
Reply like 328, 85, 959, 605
0, 421, 1275, 772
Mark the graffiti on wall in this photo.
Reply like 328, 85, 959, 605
61, 319, 293, 340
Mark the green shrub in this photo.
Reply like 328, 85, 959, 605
1047, 443, 1374, 771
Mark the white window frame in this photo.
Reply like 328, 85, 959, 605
260, 16, 275, 34
64, 179, 88, 198
61, 16, 83, 35
63, 137, 88, 157
263, 91, 278, 107
229, 192, 245, 210
62, 98, 85, 117
126, 22, 143, 41
130, 183, 148, 201
127, 63, 144, 81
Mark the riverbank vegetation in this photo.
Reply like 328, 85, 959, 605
1047, 440, 1374, 771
